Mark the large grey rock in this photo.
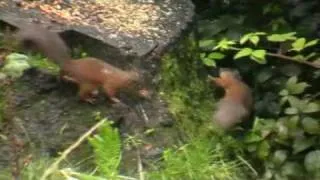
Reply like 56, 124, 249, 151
0, 0, 195, 175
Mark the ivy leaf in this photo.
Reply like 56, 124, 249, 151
293, 136, 315, 154
249, 35, 259, 46
304, 39, 318, 48
302, 117, 320, 134
208, 52, 225, 60
302, 102, 320, 113
267, 32, 297, 42
304, 150, 320, 173
290, 38, 306, 52
257, 141, 271, 160
272, 150, 288, 167
202, 58, 216, 67
250, 50, 267, 64
234, 48, 253, 59
199, 40, 215, 49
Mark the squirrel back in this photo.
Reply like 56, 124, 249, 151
14, 24, 71, 66
210, 69, 253, 130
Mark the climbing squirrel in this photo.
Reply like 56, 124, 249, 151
209, 68, 253, 130
12, 24, 150, 103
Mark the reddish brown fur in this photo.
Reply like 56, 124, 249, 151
210, 70, 253, 130
13, 24, 149, 103
60, 57, 145, 103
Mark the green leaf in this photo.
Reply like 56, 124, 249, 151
276, 122, 289, 140
272, 150, 288, 166
214, 39, 236, 50
208, 52, 225, 60
293, 136, 315, 154
302, 117, 320, 134
292, 55, 305, 61
284, 115, 299, 130
292, 82, 309, 94
287, 96, 303, 109
279, 89, 289, 96
304, 150, 320, 173
256, 68, 273, 83
257, 141, 271, 160
249, 35, 259, 46
304, 39, 318, 48
199, 40, 215, 49
302, 102, 320, 113
281, 162, 303, 177
284, 107, 298, 115
305, 52, 317, 60
267, 32, 297, 42
202, 58, 216, 67
285, 76, 309, 95
250, 50, 267, 64
240, 33, 251, 44
234, 48, 253, 59
286, 76, 298, 86
255, 32, 267, 35
290, 38, 306, 52
244, 132, 263, 143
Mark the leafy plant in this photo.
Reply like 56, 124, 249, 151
200, 32, 320, 68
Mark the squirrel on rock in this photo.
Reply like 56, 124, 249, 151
12, 23, 150, 104
209, 68, 253, 130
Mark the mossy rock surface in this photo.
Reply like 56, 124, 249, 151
0, 68, 178, 173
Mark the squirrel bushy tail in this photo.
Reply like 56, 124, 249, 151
14, 24, 71, 66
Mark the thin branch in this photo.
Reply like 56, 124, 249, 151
229, 47, 320, 69
40, 119, 107, 180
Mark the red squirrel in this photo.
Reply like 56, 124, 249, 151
209, 68, 253, 130
13, 24, 149, 103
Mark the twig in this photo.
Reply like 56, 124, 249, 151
137, 149, 145, 180
40, 119, 107, 180
237, 155, 258, 177
229, 47, 320, 69
138, 103, 149, 123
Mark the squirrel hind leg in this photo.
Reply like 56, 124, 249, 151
78, 83, 98, 104
102, 83, 121, 104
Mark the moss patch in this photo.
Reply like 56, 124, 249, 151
160, 33, 215, 133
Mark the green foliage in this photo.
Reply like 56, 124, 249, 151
160, 35, 214, 124
28, 54, 60, 74
147, 135, 246, 180
200, 32, 320, 68
65, 120, 122, 180
2, 53, 31, 78
88, 121, 121, 178
158, 34, 252, 179
242, 72, 320, 179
